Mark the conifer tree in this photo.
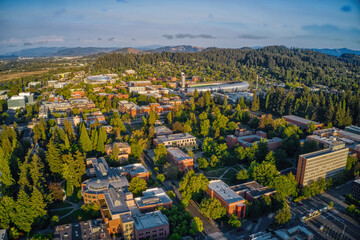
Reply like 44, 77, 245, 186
46, 139, 63, 175
79, 124, 92, 153
0, 146, 14, 187
29, 154, 45, 187
30, 186, 47, 222
63, 120, 76, 141
14, 189, 34, 232
111, 143, 120, 161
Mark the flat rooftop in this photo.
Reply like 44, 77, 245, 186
167, 147, 192, 161
133, 211, 168, 231
208, 180, 244, 204
155, 133, 196, 142
135, 188, 172, 208
154, 126, 173, 135
299, 142, 346, 159
230, 181, 275, 198
283, 115, 321, 126
118, 163, 148, 176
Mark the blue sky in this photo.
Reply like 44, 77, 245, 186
0, 0, 359, 54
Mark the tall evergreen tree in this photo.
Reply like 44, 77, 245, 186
79, 124, 92, 153
29, 154, 45, 187
46, 139, 63, 175
30, 186, 47, 223
110, 143, 120, 161
14, 189, 34, 232
0, 146, 14, 187
63, 120, 76, 141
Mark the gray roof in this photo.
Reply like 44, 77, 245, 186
155, 132, 196, 143
208, 180, 244, 204
104, 188, 130, 216
118, 163, 148, 177
135, 188, 172, 208
133, 211, 168, 231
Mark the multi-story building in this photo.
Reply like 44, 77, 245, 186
85, 75, 116, 85
128, 81, 152, 87
133, 211, 169, 240
207, 180, 246, 218
296, 142, 349, 187
134, 188, 173, 213
70, 89, 85, 98
118, 100, 140, 117
154, 126, 173, 137
166, 147, 194, 172
118, 164, 150, 180
85, 111, 106, 125
345, 126, 360, 135
352, 179, 360, 200
70, 98, 96, 111
153, 133, 197, 148
230, 181, 276, 201
227, 132, 282, 151
105, 142, 131, 163
56, 116, 83, 126
7, 92, 35, 110
283, 115, 323, 129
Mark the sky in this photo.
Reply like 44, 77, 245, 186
0, 0, 359, 54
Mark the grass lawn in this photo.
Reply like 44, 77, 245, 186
49, 201, 72, 210
58, 209, 100, 225
203, 168, 227, 178
50, 208, 72, 217
222, 168, 238, 179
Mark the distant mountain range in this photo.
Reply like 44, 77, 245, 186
311, 48, 360, 57
1, 45, 359, 58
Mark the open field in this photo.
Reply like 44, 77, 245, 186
0, 70, 48, 81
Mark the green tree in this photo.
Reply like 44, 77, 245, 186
0, 146, 14, 187
190, 217, 203, 235
270, 173, 298, 199
110, 143, 120, 161
236, 169, 249, 180
169, 233, 181, 240
328, 201, 333, 208
251, 91, 260, 112
157, 174, 165, 183
14, 189, 34, 232
252, 161, 279, 186
210, 155, 220, 168
197, 157, 209, 169
63, 120, 76, 141
154, 144, 167, 165
200, 198, 226, 219
179, 170, 209, 206
129, 177, 147, 196
274, 205, 291, 225
79, 124, 92, 153
167, 112, 173, 125
228, 214, 242, 228
164, 162, 178, 180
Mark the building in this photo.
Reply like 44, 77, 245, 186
166, 147, 194, 172
207, 180, 246, 218
153, 133, 197, 148
118, 163, 150, 180
133, 211, 169, 240
7, 92, 35, 110
181, 72, 186, 88
154, 126, 173, 137
53, 219, 108, 240
230, 181, 276, 201
85, 75, 116, 85
283, 115, 323, 129
85, 111, 106, 125
54, 82, 68, 89
227, 133, 282, 151
273, 225, 314, 240
186, 81, 249, 93
135, 188, 172, 213
70, 89, 85, 98
105, 142, 131, 163
0, 229, 7, 240
352, 179, 360, 200
70, 97, 96, 111
82, 159, 130, 204
28, 81, 41, 88
128, 81, 152, 87
345, 125, 360, 135
296, 142, 349, 187
56, 116, 83, 126
118, 100, 140, 117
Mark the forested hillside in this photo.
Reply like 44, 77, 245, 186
92, 46, 360, 90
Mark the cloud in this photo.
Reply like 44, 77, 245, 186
54, 8, 66, 17
340, 5, 352, 12
108, 37, 115, 41
116, 0, 127, 3
175, 33, 215, 39
23, 42, 32, 46
0, 35, 64, 46
98, 38, 102, 41
162, 34, 174, 40
238, 34, 267, 40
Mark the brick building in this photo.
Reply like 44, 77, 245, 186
166, 147, 194, 172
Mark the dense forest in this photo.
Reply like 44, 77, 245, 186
92, 46, 360, 91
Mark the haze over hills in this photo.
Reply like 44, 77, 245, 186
2, 45, 360, 58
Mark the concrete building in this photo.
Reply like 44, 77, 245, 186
207, 180, 246, 218
128, 81, 152, 87
296, 142, 349, 187
273, 225, 314, 240
227, 133, 282, 151
186, 81, 249, 94
135, 188, 173, 213
105, 142, 131, 163
345, 125, 360, 135
133, 211, 169, 240
85, 75, 116, 85
7, 92, 35, 110
85, 111, 106, 125
283, 115, 323, 129
53, 219, 108, 240
153, 133, 197, 148
0, 229, 7, 240
56, 116, 82, 126
166, 147, 194, 172
352, 179, 360, 200
230, 181, 276, 201
118, 163, 150, 180
154, 126, 173, 137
